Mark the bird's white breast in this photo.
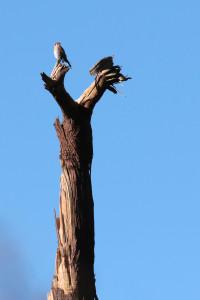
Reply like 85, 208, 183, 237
54, 48, 61, 60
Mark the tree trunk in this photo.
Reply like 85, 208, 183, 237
41, 59, 130, 300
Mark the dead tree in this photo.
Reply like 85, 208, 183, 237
41, 56, 130, 300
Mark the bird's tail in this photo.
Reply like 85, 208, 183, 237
66, 59, 71, 68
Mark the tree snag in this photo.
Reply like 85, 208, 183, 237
41, 57, 131, 300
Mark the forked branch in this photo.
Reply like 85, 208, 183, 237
41, 57, 131, 116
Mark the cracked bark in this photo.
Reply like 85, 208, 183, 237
41, 59, 130, 300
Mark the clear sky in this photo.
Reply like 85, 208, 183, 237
0, 0, 200, 299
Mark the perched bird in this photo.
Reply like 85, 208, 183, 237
89, 56, 114, 76
54, 42, 71, 67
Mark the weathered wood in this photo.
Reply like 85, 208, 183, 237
41, 57, 130, 300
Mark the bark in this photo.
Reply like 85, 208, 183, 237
41, 59, 130, 300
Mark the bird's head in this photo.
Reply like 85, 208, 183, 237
54, 42, 61, 46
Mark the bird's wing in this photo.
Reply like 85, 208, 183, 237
57, 46, 67, 61
89, 56, 114, 76
57, 45, 66, 55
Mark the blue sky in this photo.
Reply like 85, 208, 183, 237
0, 0, 200, 299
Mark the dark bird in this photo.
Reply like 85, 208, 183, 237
89, 56, 114, 76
